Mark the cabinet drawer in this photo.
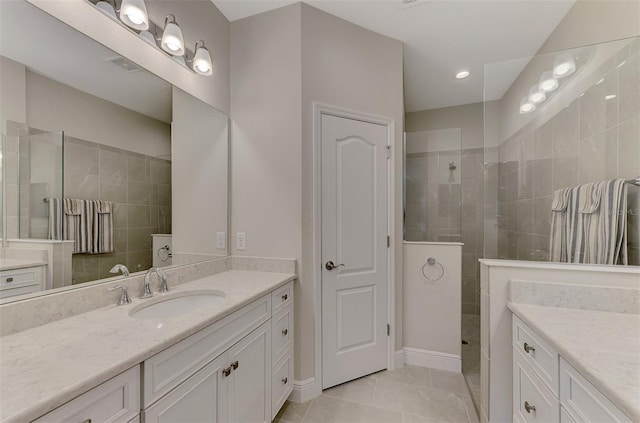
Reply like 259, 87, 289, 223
0, 267, 42, 290
559, 358, 631, 422
272, 304, 293, 365
272, 282, 293, 314
513, 316, 559, 394
35, 366, 140, 423
0, 283, 41, 299
513, 352, 559, 423
143, 294, 270, 407
271, 349, 293, 420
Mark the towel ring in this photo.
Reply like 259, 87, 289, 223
157, 245, 172, 262
421, 256, 445, 282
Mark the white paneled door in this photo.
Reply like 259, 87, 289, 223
321, 113, 389, 389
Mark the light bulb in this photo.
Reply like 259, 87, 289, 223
161, 15, 185, 56
119, 0, 148, 30
455, 70, 470, 79
539, 71, 558, 93
520, 96, 536, 114
553, 54, 576, 78
193, 41, 213, 76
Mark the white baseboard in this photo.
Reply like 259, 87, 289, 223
403, 347, 462, 373
289, 377, 317, 403
394, 350, 405, 368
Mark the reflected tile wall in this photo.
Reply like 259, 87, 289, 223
496, 41, 640, 264
64, 137, 172, 284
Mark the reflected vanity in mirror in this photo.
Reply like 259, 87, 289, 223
0, 0, 229, 300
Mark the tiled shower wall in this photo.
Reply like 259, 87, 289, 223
405, 147, 486, 315
63, 137, 172, 283
496, 41, 640, 264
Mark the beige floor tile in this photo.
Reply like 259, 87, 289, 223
370, 365, 430, 387
323, 375, 377, 404
463, 395, 480, 423
274, 400, 312, 423
304, 395, 403, 423
374, 379, 469, 422
430, 369, 470, 396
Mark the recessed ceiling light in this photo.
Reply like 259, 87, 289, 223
605, 94, 617, 100
528, 84, 546, 104
455, 70, 470, 79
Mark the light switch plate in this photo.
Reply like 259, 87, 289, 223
236, 232, 247, 251
216, 232, 226, 249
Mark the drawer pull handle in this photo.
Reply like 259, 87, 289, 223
231, 360, 239, 370
282, 329, 288, 336
281, 293, 288, 301
524, 401, 536, 413
6, 277, 13, 283
523, 342, 535, 354
222, 367, 232, 377
282, 377, 288, 385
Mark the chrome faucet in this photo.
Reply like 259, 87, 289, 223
110, 264, 130, 277
142, 267, 169, 299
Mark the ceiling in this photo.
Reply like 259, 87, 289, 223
214, 0, 576, 112
0, 0, 172, 123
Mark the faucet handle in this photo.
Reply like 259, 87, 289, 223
108, 286, 132, 306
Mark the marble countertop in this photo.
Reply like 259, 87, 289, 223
0, 259, 47, 271
508, 303, 640, 421
0, 270, 295, 423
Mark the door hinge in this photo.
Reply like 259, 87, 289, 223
386, 145, 391, 159
387, 235, 390, 248
387, 323, 391, 336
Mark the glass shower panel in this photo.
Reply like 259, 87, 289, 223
484, 36, 640, 265
405, 128, 462, 243
18, 130, 64, 239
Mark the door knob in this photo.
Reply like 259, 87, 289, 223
325, 261, 345, 271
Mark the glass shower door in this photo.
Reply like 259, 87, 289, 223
18, 130, 64, 240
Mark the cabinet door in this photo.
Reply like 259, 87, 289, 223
227, 322, 272, 423
143, 354, 228, 423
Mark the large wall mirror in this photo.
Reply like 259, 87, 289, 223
0, 0, 229, 301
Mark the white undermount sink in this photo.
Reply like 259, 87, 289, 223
129, 290, 227, 320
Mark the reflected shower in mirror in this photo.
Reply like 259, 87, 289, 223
0, 0, 229, 300
484, 37, 640, 266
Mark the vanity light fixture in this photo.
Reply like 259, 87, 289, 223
161, 14, 185, 56
553, 54, 576, 78
539, 71, 559, 93
455, 70, 470, 79
519, 96, 536, 114
192, 40, 213, 75
138, 30, 156, 46
528, 84, 546, 104
119, 0, 149, 30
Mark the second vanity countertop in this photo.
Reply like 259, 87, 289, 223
0, 270, 296, 423
508, 303, 640, 421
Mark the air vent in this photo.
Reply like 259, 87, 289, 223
402, 0, 432, 9
107, 56, 142, 72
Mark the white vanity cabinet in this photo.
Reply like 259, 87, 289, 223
0, 265, 46, 299
512, 315, 631, 423
142, 280, 294, 423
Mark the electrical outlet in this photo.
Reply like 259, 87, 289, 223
236, 232, 247, 251
216, 232, 226, 249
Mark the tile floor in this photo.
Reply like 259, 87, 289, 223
273, 365, 480, 423
461, 314, 481, 411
